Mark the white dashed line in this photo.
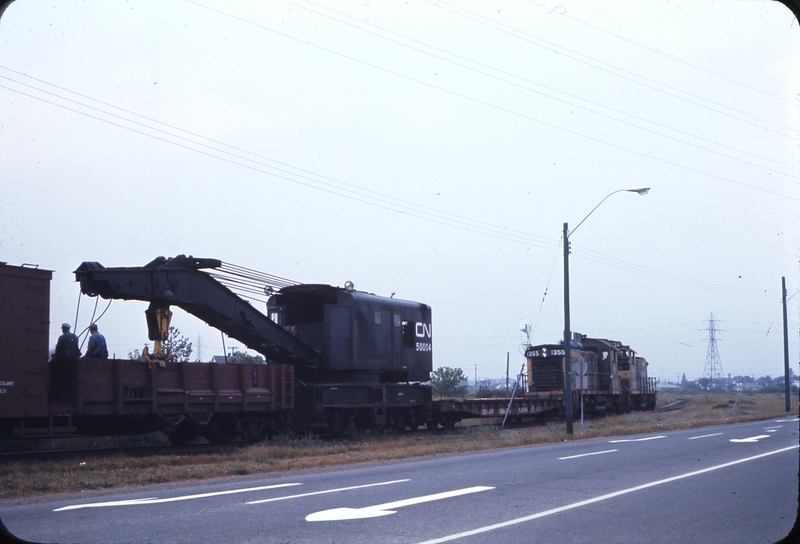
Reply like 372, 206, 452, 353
688, 433, 723, 440
608, 436, 666, 443
559, 449, 618, 460
54, 483, 301, 511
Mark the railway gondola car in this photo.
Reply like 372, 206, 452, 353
0, 261, 295, 444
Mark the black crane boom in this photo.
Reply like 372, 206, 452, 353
74, 255, 320, 365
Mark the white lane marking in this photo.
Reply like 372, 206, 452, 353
559, 449, 618, 460
688, 433, 723, 440
55, 498, 160, 510
775, 418, 799, 422
53, 483, 301, 511
764, 426, 783, 430
608, 436, 666, 443
306, 486, 494, 522
767, 430, 777, 433
247, 479, 410, 505
416, 445, 799, 544
730, 435, 771, 443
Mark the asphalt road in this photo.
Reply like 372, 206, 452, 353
1, 418, 797, 544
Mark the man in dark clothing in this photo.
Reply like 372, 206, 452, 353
85, 323, 108, 359
53, 323, 81, 360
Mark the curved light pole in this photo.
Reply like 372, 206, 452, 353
563, 187, 650, 435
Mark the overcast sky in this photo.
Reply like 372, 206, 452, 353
1, 0, 797, 384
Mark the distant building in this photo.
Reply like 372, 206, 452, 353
658, 383, 682, 390
732, 382, 764, 392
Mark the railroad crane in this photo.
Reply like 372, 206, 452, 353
75, 255, 434, 439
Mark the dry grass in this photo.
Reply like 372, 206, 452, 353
0, 393, 793, 501
572, 392, 792, 438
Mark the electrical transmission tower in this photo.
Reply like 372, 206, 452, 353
196, 335, 205, 362
702, 313, 724, 387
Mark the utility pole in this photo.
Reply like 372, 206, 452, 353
782, 277, 792, 412
560, 187, 648, 436
563, 222, 574, 434
474, 364, 478, 388
506, 352, 510, 395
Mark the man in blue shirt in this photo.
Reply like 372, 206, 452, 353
53, 323, 81, 360
86, 323, 109, 359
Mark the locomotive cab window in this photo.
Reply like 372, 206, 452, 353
269, 309, 283, 326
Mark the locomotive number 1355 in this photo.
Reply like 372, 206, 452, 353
526, 348, 566, 357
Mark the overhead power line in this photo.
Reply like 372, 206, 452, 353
0, 77, 554, 248
432, 0, 800, 138
571, 246, 775, 296
0, 65, 558, 246
0, 73, 783, 297
178, 1, 797, 201
291, 0, 800, 177
524, 0, 800, 108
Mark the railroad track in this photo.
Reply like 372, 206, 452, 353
0, 441, 243, 463
653, 398, 691, 412
1, 409, 668, 462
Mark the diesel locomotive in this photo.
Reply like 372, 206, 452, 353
526, 335, 657, 414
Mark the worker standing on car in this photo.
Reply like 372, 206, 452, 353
85, 323, 108, 359
53, 323, 81, 360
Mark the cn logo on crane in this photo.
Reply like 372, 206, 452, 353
415, 323, 432, 339
415, 322, 432, 352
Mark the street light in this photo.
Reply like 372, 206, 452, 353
563, 187, 650, 435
